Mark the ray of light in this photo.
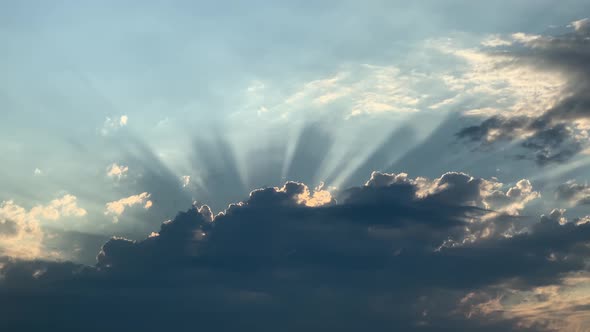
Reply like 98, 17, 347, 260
324, 111, 448, 189
280, 120, 307, 182
529, 154, 590, 183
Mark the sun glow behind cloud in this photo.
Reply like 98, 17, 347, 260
2, 2, 590, 330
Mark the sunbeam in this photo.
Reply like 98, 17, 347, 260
2, 3, 590, 331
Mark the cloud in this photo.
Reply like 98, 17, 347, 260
29, 195, 87, 220
365, 171, 538, 216
570, 17, 590, 32
484, 179, 540, 215
295, 182, 333, 207
433, 39, 567, 120
0, 171, 587, 330
459, 273, 590, 331
456, 19, 590, 165
106, 163, 129, 180
244, 64, 451, 120
0, 195, 86, 259
104, 193, 152, 223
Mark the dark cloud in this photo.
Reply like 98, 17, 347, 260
457, 23, 590, 165
188, 123, 335, 212
458, 116, 529, 143
0, 171, 588, 331
43, 229, 113, 265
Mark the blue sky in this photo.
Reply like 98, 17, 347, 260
2, 1, 590, 330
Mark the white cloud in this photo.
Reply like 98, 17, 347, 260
294, 182, 333, 207
483, 179, 540, 215
30, 194, 87, 220
0, 195, 87, 259
104, 193, 152, 223
481, 35, 512, 47
241, 35, 567, 122
33, 168, 42, 176
432, 39, 567, 121
510, 32, 543, 44
107, 163, 129, 180
571, 18, 589, 32
247, 65, 430, 119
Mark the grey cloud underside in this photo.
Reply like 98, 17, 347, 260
1, 172, 588, 331
457, 27, 590, 165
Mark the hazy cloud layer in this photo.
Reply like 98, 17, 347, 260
457, 19, 590, 165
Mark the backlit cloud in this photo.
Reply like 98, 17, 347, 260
106, 163, 129, 180
0, 195, 86, 259
104, 193, 152, 223
457, 19, 590, 165
2, 3, 590, 331
1, 171, 589, 331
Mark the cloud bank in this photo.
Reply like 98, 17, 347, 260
0, 171, 588, 331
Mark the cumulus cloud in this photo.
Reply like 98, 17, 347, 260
0, 195, 86, 259
365, 171, 539, 217
104, 193, 152, 223
29, 195, 87, 220
291, 181, 333, 207
457, 19, 590, 165
106, 163, 129, 179
0, 171, 586, 331
484, 179, 540, 215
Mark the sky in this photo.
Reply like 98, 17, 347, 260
1, 1, 590, 331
